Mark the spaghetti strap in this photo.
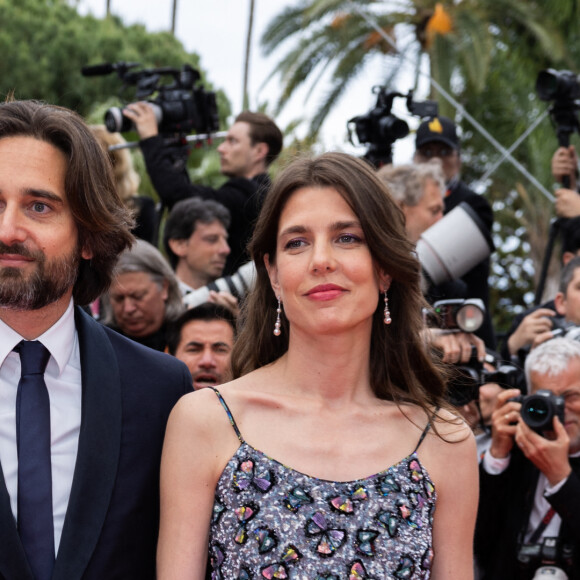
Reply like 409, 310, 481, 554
211, 387, 245, 444
413, 422, 431, 453
413, 407, 439, 453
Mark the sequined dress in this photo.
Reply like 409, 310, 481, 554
209, 388, 436, 579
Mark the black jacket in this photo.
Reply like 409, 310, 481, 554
140, 135, 271, 274
475, 449, 580, 579
0, 307, 192, 579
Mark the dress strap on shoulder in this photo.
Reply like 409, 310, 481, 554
413, 407, 439, 453
211, 387, 245, 444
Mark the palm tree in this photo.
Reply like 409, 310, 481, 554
171, 0, 178, 34
243, 0, 255, 110
260, 0, 564, 136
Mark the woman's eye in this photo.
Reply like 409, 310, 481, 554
338, 234, 360, 243
285, 239, 305, 249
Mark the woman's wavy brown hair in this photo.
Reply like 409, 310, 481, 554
231, 152, 447, 411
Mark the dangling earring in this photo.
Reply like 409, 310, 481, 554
274, 297, 282, 336
383, 291, 392, 325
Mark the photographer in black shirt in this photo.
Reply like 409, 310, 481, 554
124, 104, 283, 274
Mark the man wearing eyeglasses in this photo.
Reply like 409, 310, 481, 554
414, 116, 496, 348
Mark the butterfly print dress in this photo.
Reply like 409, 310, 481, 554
209, 388, 436, 579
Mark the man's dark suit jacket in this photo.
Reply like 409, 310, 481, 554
475, 448, 580, 579
0, 307, 193, 579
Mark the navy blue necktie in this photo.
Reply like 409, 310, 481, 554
16, 340, 54, 580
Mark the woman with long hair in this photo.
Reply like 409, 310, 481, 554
158, 152, 478, 579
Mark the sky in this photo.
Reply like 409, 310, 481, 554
78, 0, 417, 163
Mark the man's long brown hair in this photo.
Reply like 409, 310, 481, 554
0, 100, 134, 305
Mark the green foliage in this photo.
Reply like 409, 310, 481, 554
0, 0, 234, 226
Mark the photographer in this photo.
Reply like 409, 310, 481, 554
551, 145, 580, 218
377, 160, 486, 364
504, 252, 580, 364
123, 104, 283, 274
475, 337, 580, 579
414, 116, 495, 349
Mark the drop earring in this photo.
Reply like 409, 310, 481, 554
274, 297, 282, 336
383, 291, 392, 325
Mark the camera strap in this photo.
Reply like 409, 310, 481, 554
528, 506, 556, 544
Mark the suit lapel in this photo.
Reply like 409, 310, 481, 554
52, 308, 122, 580
0, 469, 33, 579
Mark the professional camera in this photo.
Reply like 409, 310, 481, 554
518, 536, 573, 579
431, 298, 485, 333
537, 69, 580, 103
511, 389, 565, 434
347, 88, 438, 167
550, 317, 580, 342
81, 61, 219, 135
536, 68, 580, 147
416, 202, 494, 293
182, 261, 256, 309
446, 351, 522, 407
427, 299, 523, 406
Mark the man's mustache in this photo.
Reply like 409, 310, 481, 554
0, 243, 42, 260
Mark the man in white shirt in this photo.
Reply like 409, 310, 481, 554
475, 337, 580, 579
0, 100, 192, 580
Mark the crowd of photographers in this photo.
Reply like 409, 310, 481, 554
87, 93, 580, 579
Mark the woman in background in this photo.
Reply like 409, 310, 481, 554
158, 152, 478, 579
90, 125, 157, 243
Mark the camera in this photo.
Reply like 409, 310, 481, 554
536, 69, 580, 103
535, 68, 580, 147
511, 389, 565, 434
82, 61, 219, 135
550, 318, 580, 342
431, 298, 485, 333
446, 350, 522, 407
518, 536, 573, 579
427, 299, 524, 406
348, 88, 438, 167
513, 318, 580, 366
182, 261, 256, 309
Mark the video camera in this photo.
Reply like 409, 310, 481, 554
347, 88, 438, 167
536, 68, 580, 148
81, 61, 219, 136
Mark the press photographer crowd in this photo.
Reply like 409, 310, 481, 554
1, 58, 580, 580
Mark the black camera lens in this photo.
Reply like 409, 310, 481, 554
519, 389, 565, 433
522, 397, 550, 429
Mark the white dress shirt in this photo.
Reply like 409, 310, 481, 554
482, 449, 580, 543
0, 299, 82, 553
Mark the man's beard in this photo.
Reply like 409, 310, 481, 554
0, 242, 81, 310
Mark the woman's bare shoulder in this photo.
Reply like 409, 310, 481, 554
430, 406, 475, 442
